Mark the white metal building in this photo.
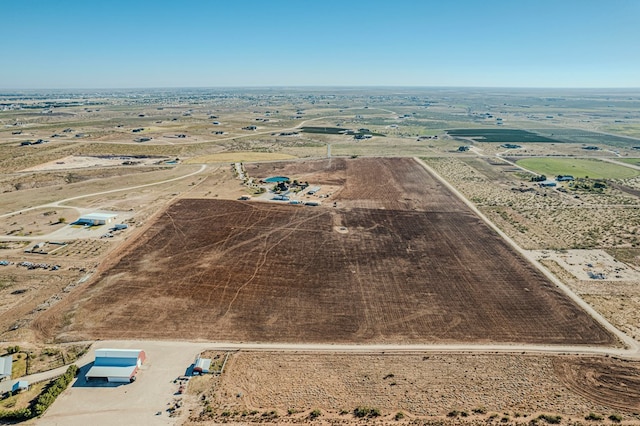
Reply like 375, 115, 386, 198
76, 213, 118, 226
85, 349, 146, 383
193, 357, 212, 374
0, 355, 12, 381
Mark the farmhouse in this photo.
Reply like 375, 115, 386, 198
76, 212, 118, 226
0, 355, 11, 381
85, 349, 145, 383
538, 180, 557, 187
556, 175, 574, 182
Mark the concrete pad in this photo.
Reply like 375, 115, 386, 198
38, 341, 204, 426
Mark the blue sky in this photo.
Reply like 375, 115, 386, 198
2, 0, 639, 88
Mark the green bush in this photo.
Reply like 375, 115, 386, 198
32, 364, 78, 417
538, 414, 562, 424
585, 412, 603, 421
309, 409, 322, 419
354, 406, 380, 418
609, 414, 622, 423
0, 408, 31, 421
394, 411, 405, 420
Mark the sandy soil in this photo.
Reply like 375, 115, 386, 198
20, 155, 170, 172
184, 351, 640, 425
533, 249, 640, 281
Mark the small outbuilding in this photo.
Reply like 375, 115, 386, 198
76, 213, 118, 226
193, 357, 212, 375
85, 349, 146, 383
12, 380, 29, 393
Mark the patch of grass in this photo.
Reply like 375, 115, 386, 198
11, 353, 27, 378
585, 412, 604, 421
309, 409, 322, 419
354, 406, 381, 418
516, 158, 640, 179
608, 413, 622, 423
538, 413, 562, 424
0, 382, 47, 411
619, 158, 640, 166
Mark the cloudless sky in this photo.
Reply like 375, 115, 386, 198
2, 0, 639, 88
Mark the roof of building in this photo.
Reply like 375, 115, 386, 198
86, 365, 137, 379
194, 358, 212, 371
12, 380, 29, 391
86, 349, 144, 379
0, 355, 12, 377
79, 213, 118, 221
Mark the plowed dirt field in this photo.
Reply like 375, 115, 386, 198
40, 158, 615, 345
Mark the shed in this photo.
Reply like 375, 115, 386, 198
12, 380, 29, 393
193, 357, 212, 375
0, 355, 12, 380
76, 213, 118, 226
307, 186, 321, 195
86, 349, 145, 383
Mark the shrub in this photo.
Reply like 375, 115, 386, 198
0, 408, 31, 421
309, 409, 322, 419
5, 345, 20, 354
395, 412, 405, 421
585, 412, 603, 421
538, 414, 562, 424
473, 407, 488, 415
609, 414, 622, 423
32, 365, 78, 417
354, 406, 380, 418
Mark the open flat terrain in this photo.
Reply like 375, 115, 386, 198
185, 351, 640, 424
38, 158, 614, 345
2, 88, 640, 424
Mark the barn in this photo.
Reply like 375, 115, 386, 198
85, 349, 146, 383
76, 213, 118, 226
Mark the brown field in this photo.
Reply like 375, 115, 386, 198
184, 352, 640, 424
37, 158, 614, 345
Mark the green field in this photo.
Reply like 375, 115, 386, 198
619, 158, 640, 167
530, 128, 640, 148
516, 158, 640, 179
447, 129, 559, 143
